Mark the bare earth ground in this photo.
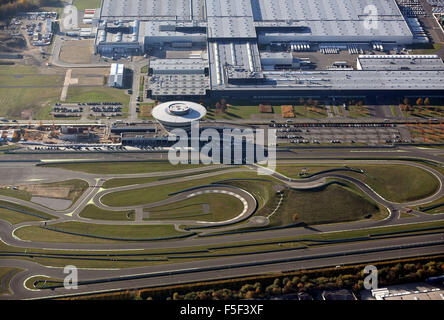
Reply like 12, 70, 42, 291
59, 40, 94, 64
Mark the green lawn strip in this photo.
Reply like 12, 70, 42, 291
390, 105, 400, 117
0, 188, 32, 201
0, 267, 22, 294
65, 87, 130, 106
102, 167, 232, 189
79, 205, 135, 221
101, 172, 277, 207
275, 164, 353, 179
15, 222, 190, 243
24, 276, 63, 290
415, 195, 444, 214
293, 106, 328, 119
42, 161, 206, 175
276, 163, 440, 203
2, 220, 444, 269
0, 200, 56, 222
205, 106, 260, 120
73, 0, 102, 11
0, 179, 89, 205
145, 194, 244, 222
103, 177, 159, 189
0, 65, 63, 119
347, 106, 371, 118
0, 65, 38, 74
0, 75, 63, 87
0, 87, 62, 119
221, 180, 277, 214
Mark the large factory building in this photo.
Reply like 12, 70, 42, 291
93, 0, 444, 99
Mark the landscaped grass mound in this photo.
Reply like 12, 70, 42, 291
276, 163, 440, 203
269, 183, 381, 226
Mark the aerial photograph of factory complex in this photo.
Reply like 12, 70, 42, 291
0, 0, 443, 306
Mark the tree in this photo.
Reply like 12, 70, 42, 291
424, 97, 431, 105
403, 98, 410, 105
416, 98, 424, 106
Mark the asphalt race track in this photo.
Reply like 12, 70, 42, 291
0, 145, 444, 299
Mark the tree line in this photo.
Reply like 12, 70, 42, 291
0, 0, 59, 19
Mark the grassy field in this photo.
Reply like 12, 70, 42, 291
402, 106, 444, 118
66, 87, 130, 107
0, 179, 89, 204
102, 167, 233, 189
79, 205, 135, 221
73, 0, 102, 10
269, 183, 381, 226
348, 165, 439, 203
2, 219, 443, 269
348, 105, 371, 118
0, 200, 56, 224
0, 267, 22, 295
410, 43, 443, 54
276, 163, 439, 203
0, 188, 32, 201
205, 105, 263, 120
101, 172, 277, 207
145, 193, 244, 222
25, 276, 63, 290
15, 222, 188, 243
276, 164, 353, 179
0, 75, 63, 87
0, 65, 63, 119
0, 87, 62, 119
293, 106, 328, 119
42, 161, 206, 175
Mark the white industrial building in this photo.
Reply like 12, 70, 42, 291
109, 63, 124, 88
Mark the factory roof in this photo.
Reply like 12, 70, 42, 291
357, 55, 444, 71
150, 58, 208, 73
100, 0, 413, 40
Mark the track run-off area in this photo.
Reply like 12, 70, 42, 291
0, 146, 444, 299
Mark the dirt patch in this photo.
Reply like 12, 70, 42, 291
77, 76, 105, 86
0, 33, 27, 52
19, 185, 71, 199
71, 68, 109, 76
59, 40, 94, 64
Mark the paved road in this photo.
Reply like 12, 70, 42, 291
1, 233, 442, 300
1, 147, 444, 298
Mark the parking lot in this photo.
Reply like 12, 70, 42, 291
268, 122, 411, 145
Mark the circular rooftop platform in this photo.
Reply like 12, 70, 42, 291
152, 101, 207, 130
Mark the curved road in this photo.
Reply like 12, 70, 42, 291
1, 150, 444, 299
